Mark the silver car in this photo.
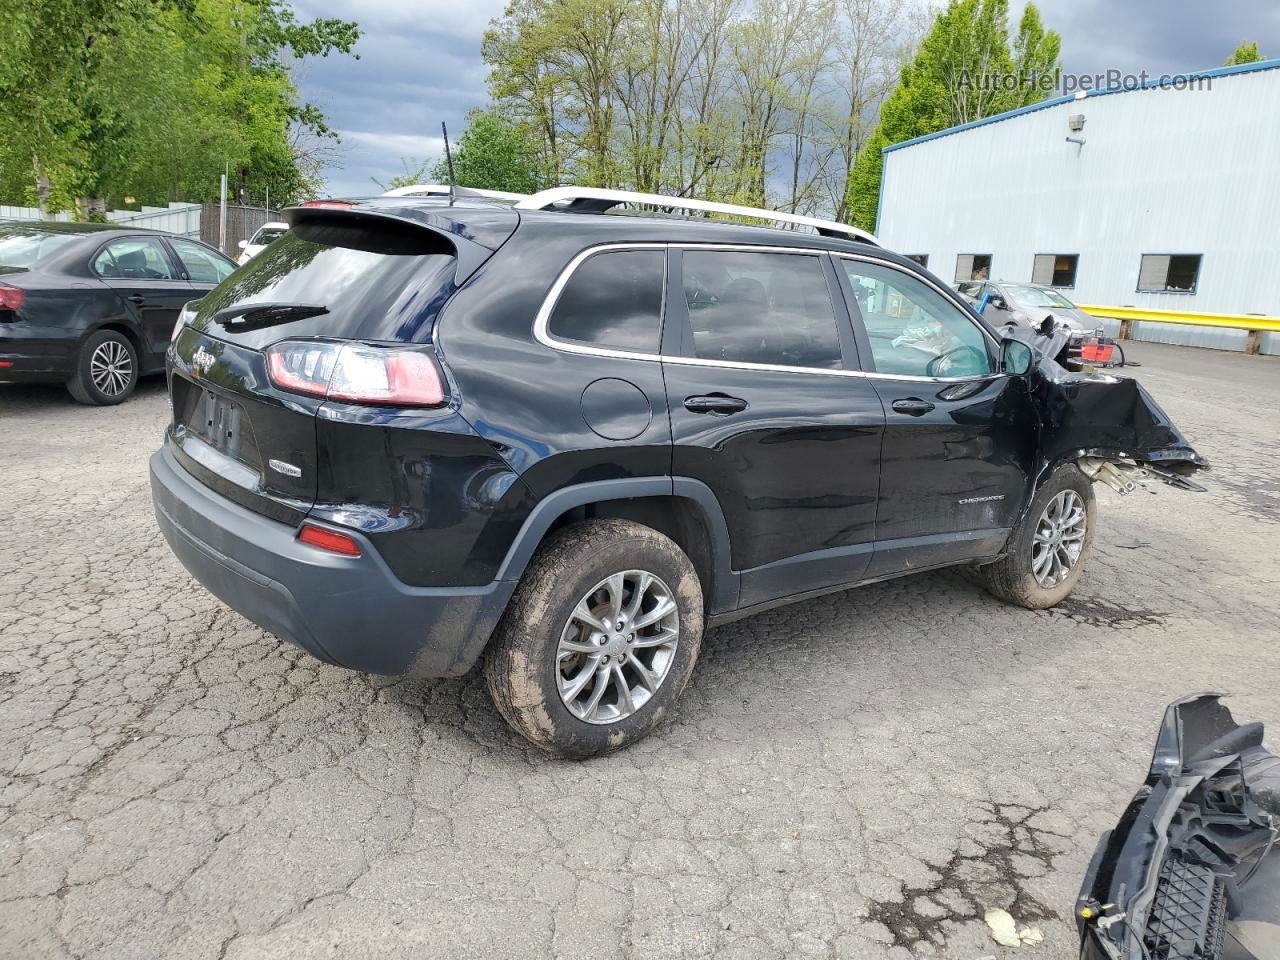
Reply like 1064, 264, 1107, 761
956, 280, 1104, 337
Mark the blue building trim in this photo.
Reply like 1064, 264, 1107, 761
874, 149, 886, 232
881, 57, 1280, 155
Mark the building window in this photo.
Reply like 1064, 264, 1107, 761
905, 254, 929, 268
955, 254, 992, 282
1137, 254, 1202, 293
1032, 253, 1078, 287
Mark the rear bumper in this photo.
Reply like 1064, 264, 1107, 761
0, 337, 75, 381
149, 441, 515, 677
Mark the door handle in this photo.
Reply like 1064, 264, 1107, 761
126, 294, 146, 305
891, 398, 935, 416
684, 394, 748, 415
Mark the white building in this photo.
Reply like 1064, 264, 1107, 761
876, 58, 1280, 354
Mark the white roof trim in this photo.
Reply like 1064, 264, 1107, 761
514, 187, 878, 245
380, 184, 529, 201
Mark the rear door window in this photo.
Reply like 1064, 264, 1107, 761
93, 238, 179, 280
170, 239, 236, 284
679, 249, 843, 369
546, 249, 665, 354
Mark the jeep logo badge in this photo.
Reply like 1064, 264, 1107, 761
191, 346, 215, 375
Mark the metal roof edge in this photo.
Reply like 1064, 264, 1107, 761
881, 57, 1280, 155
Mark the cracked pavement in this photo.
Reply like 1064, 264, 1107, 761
2, 341, 1278, 959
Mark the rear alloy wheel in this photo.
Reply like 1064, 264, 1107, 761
555, 570, 681, 725
68, 330, 138, 406
485, 519, 703, 757
976, 464, 1096, 609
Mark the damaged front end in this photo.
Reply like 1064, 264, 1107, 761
1077, 695, 1280, 960
1002, 326, 1210, 495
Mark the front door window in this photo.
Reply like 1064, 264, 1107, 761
839, 260, 992, 378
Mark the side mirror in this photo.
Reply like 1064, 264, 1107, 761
989, 297, 1007, 311
237, 239, 248, 249
1001, 338, 1036, 376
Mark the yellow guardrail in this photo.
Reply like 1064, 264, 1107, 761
1076, 304, 1280, 353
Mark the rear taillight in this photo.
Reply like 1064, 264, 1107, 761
297, 523, 362, 556
0, 285, 24, 311
299, 200, 353, 209
265, 340, 446, 407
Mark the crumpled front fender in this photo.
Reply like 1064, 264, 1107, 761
1001, 326, 1209, 490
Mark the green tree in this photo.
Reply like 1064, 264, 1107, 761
371, 158, 435, 192
0, 0, 360, 217
431, 108, 543, 194
844, 0, 1060, 231
1225, 41, 1263, 66
481, 0, 924, 217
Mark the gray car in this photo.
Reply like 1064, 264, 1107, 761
956, 280, 1104, 337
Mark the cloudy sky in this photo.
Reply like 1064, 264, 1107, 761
294, 0, 1279, 197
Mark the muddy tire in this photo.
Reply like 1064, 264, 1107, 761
67, 329, 138, 406
484, 519, 704, 758
977, 465, 1096, 609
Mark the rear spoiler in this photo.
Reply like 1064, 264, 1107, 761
282, 204, 516, 284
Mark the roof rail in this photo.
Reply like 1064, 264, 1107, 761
513, 187, 878, 245
381, 184, 529, 202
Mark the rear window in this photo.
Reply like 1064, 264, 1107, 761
194, 225, 457, 346
547, 249, 665, 354
0, 227, 81, 268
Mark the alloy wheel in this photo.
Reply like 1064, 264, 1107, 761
90, 340, 133, 397
556, 570, 680, 725
1031, 489, 1087, 587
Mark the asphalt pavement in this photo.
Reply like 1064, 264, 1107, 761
1, 341, 1277, 959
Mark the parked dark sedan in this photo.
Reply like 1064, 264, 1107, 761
0, 222, 237, 404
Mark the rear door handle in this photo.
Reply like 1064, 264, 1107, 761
126, 294, 146, 305
684, 394, 748, 415
891, 398, 935, 416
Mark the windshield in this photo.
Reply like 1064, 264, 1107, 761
0, 227, 81, 268
1006, 285, 1075, 309
251, 227, 287, 246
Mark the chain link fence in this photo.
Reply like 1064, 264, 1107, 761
201, 204, 283, 258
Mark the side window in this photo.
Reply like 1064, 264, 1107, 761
840, 259, 992, 379
1032, 253, 1078, 287
547, 249, 664, 354
1137, 254, 1201, 293
92, 238, 178, 280
680, 249, 842, 369
171, 239, 236, 284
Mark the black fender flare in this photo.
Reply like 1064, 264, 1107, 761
492, 476, 738, 614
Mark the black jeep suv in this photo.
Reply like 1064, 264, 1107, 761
149, 188, 1205, 756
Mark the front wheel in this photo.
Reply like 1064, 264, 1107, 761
977, 465, 1096, 609
484, 519, 704, 757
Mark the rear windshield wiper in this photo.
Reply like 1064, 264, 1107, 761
214, 302, 329, 333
